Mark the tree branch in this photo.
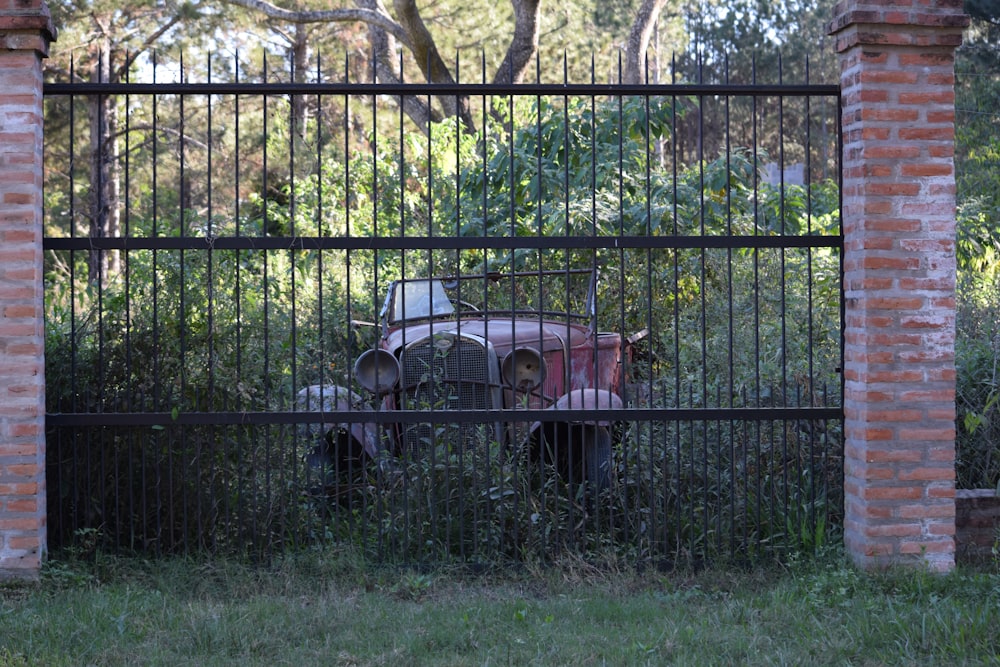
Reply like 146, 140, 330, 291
116, 13, 185, 81
219, 0, 412, 49
392, 0, 474, 130
357, 0, 441, 134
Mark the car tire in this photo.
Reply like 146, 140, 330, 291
305, 443, 335, 495
583, 426, 612, 492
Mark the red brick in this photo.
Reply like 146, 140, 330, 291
899, 240, 955, 254
858, 447, 924, 464
899, 539, 954, 555
0, 443, 37, 457
864, 145, 921, 160
898, 126, 954, 141
2, 304, 37, 319
866, 297, 924, 310
928, 446, 956, 462
898, 503, 955, 519
897, 389, 955, 402
861, 126, 892, 141
866, 182, 921, 196
8, 422, 43, 440
864, 409, 924, 422
899, 52, 957, 67
6, 535, 41, 551
928, 485, 956, 499
864, 370, 926, 383
863, 486, 924, 501
0, 517, 42, 531
861, 256, 921, 271
0, 483, 38, 496
901, 163, 953, 178
899, 91, 955, 106
898, 467, 955, 482
5, 498, 37, 513
4, 463, 40, 477
861, 70, 919, 85
864, 523, 922, 538
866, 218, 921, 232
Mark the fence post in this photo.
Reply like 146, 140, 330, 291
0, 0, 54, 580
829, 1, 968, 571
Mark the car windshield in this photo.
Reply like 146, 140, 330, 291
384, 270, 597, 328
391, 279, 455, 322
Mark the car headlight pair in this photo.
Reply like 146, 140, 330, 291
354, 346, 546, 394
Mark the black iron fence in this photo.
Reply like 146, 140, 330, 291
42, 55, 842, 564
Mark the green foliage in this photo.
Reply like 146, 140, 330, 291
955, 6, 1000, 489
956, 333, 1000, 490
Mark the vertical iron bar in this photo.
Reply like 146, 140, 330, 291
262, 52, 273, 546
724, 56, 736, 556
150, 53, 166, 549
778, 55, 790, 550
64, 57, 80, 548
94, 50, 109, 546
670, 53, 682, 558
123, 55, 135, 551
751, 55, 762, 553
804, 57, 817, 540
206, 55, 218, 548
233, 54, 248, 545
179, 54, 195, 547
697, 52, 710, 548
642, 56, 656, 558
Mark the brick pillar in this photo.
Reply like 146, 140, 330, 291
0, 0, 55, 580
829, 1, 968, 571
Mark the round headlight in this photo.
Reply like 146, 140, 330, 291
501, 347, 547, 392
354, 349, 400, 394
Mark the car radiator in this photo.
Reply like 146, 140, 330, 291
400, 333, 498, 452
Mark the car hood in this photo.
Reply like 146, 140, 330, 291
383, 317, 590, 356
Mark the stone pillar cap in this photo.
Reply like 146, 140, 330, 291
0, 1, 57, 54
827, 0, 969, 50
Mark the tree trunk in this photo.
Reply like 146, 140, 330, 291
624, 0, 668, 85
87, 42, 121, 287
493, 0, 541, 84
392, 0, 474, 131
291, 22, 309, 135
356, 0, 442, 134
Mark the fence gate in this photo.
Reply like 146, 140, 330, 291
43, 57, 842, 563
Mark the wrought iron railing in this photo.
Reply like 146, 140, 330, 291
42, 55, 842, 563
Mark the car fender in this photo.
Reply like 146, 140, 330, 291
534, 388, 624, 428
295, 384, 382, 459
522, 389, 622, 485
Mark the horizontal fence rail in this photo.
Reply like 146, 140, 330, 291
43, 56, 843, 564
46, 407, 843, 427
43, 81, 841, 96
44, 234, 841, 251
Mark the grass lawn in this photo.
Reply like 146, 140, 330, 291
1, 547, 998, 666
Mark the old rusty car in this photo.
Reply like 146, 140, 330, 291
297, 268, 644, 493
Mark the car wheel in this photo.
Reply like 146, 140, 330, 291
306, 428, 366, 495
305, 443, 335, 495
583, 426, 612, 492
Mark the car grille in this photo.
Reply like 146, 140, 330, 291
400, 333, 496, 452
